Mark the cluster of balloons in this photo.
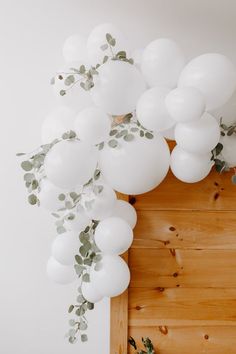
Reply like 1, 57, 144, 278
41, 23, 236, 303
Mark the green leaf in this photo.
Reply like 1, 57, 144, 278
58, 193, 65, 201
124, 133, 135, 142
79, 245, 87, 257
130, 127, 139, 132
31, 179, 39, 190
82, 273, 90, 282
109, 129, 118, 136
94, 169, 101, 180
68, 305, 74, 313
116, 129, 128, 138
116, 51, 126, 58
60, 89, 66, 96
93, 185, 104, 195
100, 43, 109, 51
57, 226, 66, 234
108, 139, 118, 148
79, 231, 89, 244
87, 302, 94, 310
21, 161, 33, 171
77, 295, 85, 303
98, 142, 104, 150
69, 319, 76, 326
103, 55, 109, 63
83, 258, 92, 266
24, 173, 35, 182
93, 254, 102, 263
81, 334, 88, 342
214, 142, 224, 156
145, 132, 154, 139
50, 77, 55, 85
64, 75, 75, 86
140, 130, 144, 137
28, 194, 38, 205
106, 33, 113, 43
76, 306, 85, 316
16, 152, 26, 156
74, 264, 85, 276
79, 65, 86, 74
79, 321, 88, 330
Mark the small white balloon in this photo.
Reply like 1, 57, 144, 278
83, 183, 117, 221
171, 146, 213, 183
98, 130, 170, 195
95, 217, 133, 255
51, 232, 80, 266
38, 178, 66, 212
74, 107, 111, 145
165, 87, 206, 123
221, 135, 236, 167
44, 140, 98, 189
52, 62, 93, 112
111, 200, 137, 229
81, 281, 103, 303
141, 38, 186, 88
175, 113, 220, 154
41, 106, 76, 144
160, 125, 176, 140
62, 34, 88, 63
64, 206, 91, 233
91, 255, 130, 297
91, 60, 146, 115
47, 257, 76, 284
178, 53, 236, 110
87, 23, 129, 66
136, 87, 175, 132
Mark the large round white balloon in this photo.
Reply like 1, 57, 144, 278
62, 34, 88, 63
136, 86, 175, 132
94, 217, 133, 255
87, 23, 129, 66
51, 232, 80, 265
41, 106, 76, 144
178, 53, 236, 110
44, 140, 98, 189
64, 206, 91, 233
47, 257, 76, 284
211, 90, 236, 126
74, 107, 111, 145
83, 183, 117, 221
165, 87, 206, 123
175, 113, 220, 154
111, 200, 137, 229
91, 255, 130, 297
91, 60, 146, 115
171, 146, 213, 183
38, 178, 66, 211
52, 62, 93, 112
81, 281, 103, 303
141, 38, 186, 88
221, 135, 236, 167
99, 132, 170, 195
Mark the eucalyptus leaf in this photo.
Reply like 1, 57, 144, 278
28, 194, 38, 205
108, 139, 118, 148
21, 161, 33, 171
68, 305, 74, 313
124, 133, 135, 142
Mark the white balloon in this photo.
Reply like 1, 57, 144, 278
64, 206, 91, 233
141, 38, 186, 88
171, 146, 213, 183
74, 107, 111, 145
83, 183, 117, 221
91, 60, 146, 115
132, 48, 143, 69
62, 34, 88, 63
47, 257, 76, 284
111, 200, 137, 229
175, 113, 220, 154
87, 23, 129, 66
178, 53, 236, 110
38, 178, 66, 211
165, 87, 206, 123
52, 62, 93, 112
81, 281, 103, 303
41, 106, 76, 144
221, 135, 236, 167
160, 126, 176, 140
136, 87, 175, 132
95, 217, 133, 255
98, 130, 170, 195
44, 140, 98, 189
90, 255, 130, 297
211, 90, 236, 126
51, 232, 80, 266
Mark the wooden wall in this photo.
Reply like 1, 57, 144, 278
111, 169, 236, 354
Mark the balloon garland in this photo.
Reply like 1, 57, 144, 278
17, 23, 236, 344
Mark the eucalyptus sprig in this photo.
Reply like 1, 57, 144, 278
129, 337, 156, 354
66, 222, 102, 344
51, 33, 134, 96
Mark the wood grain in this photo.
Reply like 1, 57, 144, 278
128, 288, 236, 326
128, 326, 236, 354
133, 210, 236, 249
129, 248, 236, 288
132, 170, 236, 211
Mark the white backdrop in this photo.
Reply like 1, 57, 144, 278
0, 0, 236, 353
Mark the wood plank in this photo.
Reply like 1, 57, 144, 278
110, 193, 129, 354
128, 326, 236, 354
128, 288, 236, 326
133, 210, 236, 249
129, 248, 236, 288
131, 170, 236, 211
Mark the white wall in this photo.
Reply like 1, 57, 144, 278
0, 1, 236, 353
